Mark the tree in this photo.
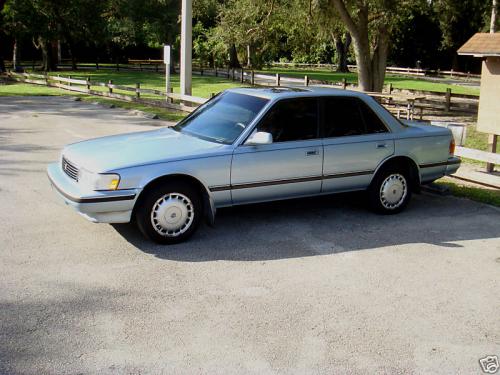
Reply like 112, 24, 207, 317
330, 0, 408, 92
313, 0, 351, 71
432, 0, 489, 70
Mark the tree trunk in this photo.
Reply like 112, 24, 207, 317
57, 40, 62, 64
50, 40, 58, 70
37, 37, 56, 71
331, 0, 389, 92
371, 26, 389, 92
246, 44, 251, 67
334, 32, 351, 72
13, 39, 20, 71
491, 0, 498, 33
228, 44, 241, 68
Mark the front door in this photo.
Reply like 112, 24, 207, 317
231, 98, 323, 204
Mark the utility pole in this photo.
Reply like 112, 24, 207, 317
491, 0, 497, 33
180, 0, 192, 96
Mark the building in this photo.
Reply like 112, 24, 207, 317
458, 33, 500, 171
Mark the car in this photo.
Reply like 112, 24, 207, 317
47, 87, 461, 244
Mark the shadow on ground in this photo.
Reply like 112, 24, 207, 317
113, 191, 500, 262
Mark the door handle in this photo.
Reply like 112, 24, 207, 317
306, 149, 319, 156
377, 143, 387, 149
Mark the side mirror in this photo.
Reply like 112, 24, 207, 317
245, 131, 273, 146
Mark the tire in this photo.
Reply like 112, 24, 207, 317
368, 167, 412, 214
136, 181, 202, 244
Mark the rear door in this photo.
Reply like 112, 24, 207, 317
321, 96, 395, 193
231, 98, 323, 204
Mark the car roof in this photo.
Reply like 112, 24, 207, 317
227, 86, 370, 100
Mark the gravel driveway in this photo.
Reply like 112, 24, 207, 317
0, 96, 499, 375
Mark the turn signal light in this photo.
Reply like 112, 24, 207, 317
449, 139, 456, 155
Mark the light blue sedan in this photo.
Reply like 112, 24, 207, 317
47, 87, 461, 244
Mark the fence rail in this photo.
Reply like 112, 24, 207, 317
271, 62, 481, 79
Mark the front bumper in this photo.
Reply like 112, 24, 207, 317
445, 156, 461, 176
47, 163, 140, 223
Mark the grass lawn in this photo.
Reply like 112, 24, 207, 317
0, 82, 68, 96
437, 177, 500, 207
46, 71, 246, 99
259, 67, 480, 96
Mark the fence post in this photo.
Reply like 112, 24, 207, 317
68, 75, 72, 87
231, 68, 235, 81
241, 68, 245, 83
486, 135, 498, 172
108, 80, 113, 94
450, 69, 453, 78
136, 82, 140, 99
116, 63, 119, 71
215, 66, 218, 77
275, 73, 280, 86
251, 70, 255, 85
445, 88, 451, 112
96, 61, 99, 70
342, 78, 347, 90
388, 83, 393, 94
86, 76, 91, 92
304, 75, 309, 86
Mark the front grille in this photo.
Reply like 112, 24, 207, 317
62, 157, 79, 181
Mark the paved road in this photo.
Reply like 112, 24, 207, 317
0, 96, 499, 375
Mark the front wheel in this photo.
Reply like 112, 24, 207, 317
369, 169, 412, 214
136, 182, 202, 244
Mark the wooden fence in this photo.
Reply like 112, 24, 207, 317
188, 66, 479, 118
5, 71, 206, 113
4, 66, 479, 119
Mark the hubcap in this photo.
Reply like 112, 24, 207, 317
379, 174, 407, 209
151, 193, 194, 237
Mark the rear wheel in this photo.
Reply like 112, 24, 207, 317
136, 182, 201, 244
369, 168, 412, 214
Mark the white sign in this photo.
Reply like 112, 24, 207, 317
163, 45, 171, 65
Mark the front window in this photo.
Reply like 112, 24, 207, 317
173, 92, 269, 144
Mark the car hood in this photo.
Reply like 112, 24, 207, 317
62, 127, 226, 172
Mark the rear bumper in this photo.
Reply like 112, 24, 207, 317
445, 156, 461, 176
47, 163, 140, 223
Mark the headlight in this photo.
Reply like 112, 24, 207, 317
79, 169, 120, 191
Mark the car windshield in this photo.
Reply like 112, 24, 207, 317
172, 92, 269, 144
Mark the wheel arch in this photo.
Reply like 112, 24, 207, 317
371, 155, 421, 192
132, 173, 215, 226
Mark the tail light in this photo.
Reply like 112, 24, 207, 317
449, 138, 456, 155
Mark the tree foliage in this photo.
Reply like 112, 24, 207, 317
0, 0, 495, 74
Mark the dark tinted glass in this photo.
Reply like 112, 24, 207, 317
358, 101, 388, 134
323, 97, 387, 137
256, 99, 319, 142
173, 92, 269, 144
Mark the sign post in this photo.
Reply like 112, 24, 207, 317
164, 45, 171, 99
